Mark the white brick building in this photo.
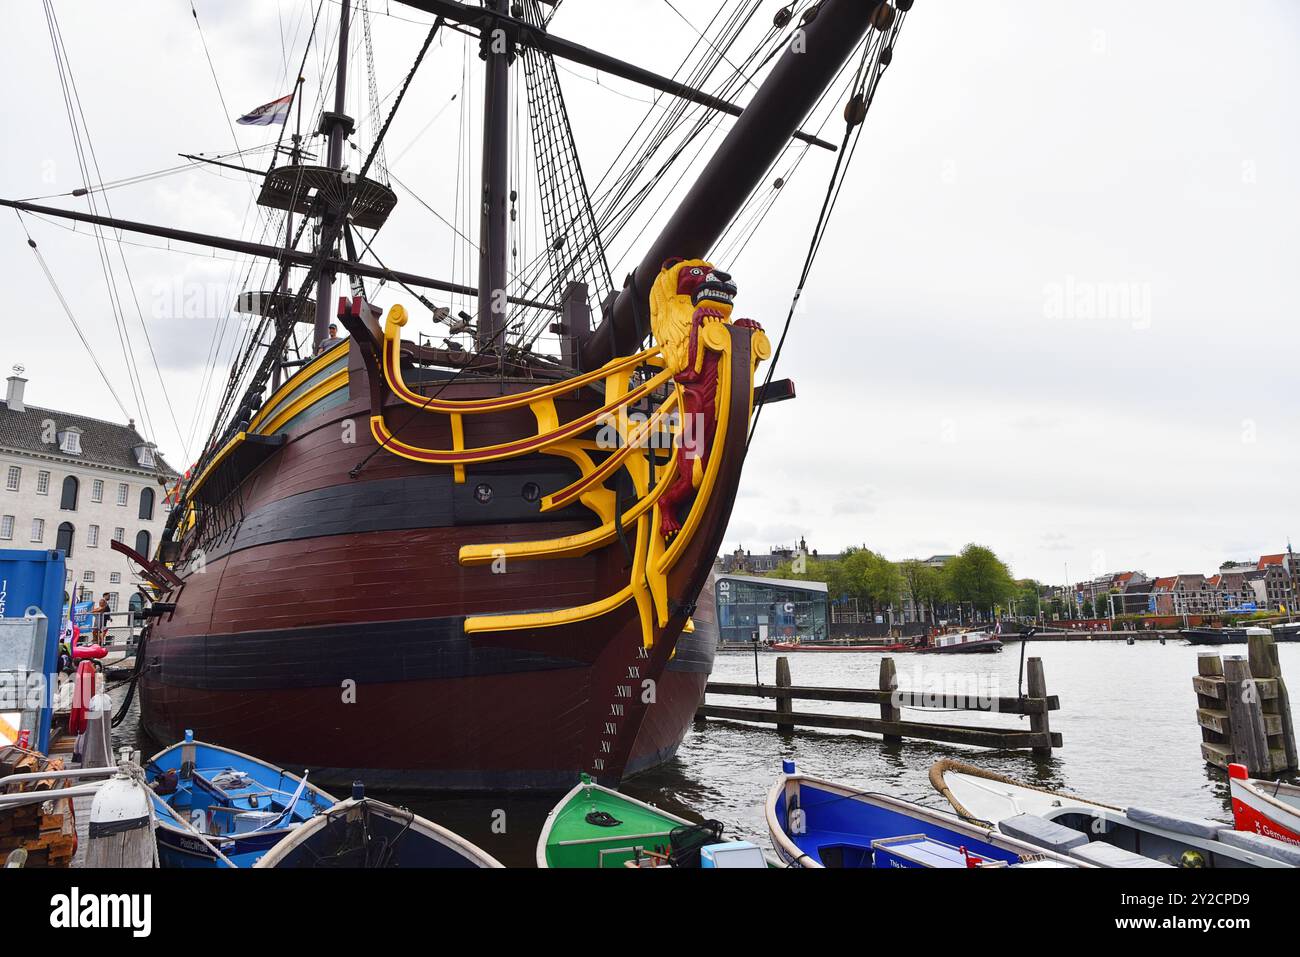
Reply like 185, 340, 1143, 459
0, 372, 177, 616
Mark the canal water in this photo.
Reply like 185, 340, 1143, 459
115, 640, 1300, 867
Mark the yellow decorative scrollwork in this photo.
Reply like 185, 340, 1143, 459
371, 260, 767, 648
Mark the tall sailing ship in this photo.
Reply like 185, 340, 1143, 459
6, 0, 911, 788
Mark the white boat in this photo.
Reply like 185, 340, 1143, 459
916, 629, 1002, 654
254, 785, 502, 868
930, 759, 1300, 868
1229, 763, 1300, 847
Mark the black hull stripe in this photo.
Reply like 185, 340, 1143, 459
152, 616, 587, 691
194, 471, 589, 569
152, 613, 713, 692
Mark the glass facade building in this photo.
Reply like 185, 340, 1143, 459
715, 574, 829, 644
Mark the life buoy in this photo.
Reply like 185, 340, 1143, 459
67, 660, 97, 735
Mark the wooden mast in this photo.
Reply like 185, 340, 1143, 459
313, 0, 355, 352
477, 0, 512, 359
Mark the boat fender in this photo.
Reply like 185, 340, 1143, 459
89, 773, 152, 839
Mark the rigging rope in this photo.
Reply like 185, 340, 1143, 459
41, 0, 188, 454
192, 15, 446, 497
746, 8, 910, 450
15, 214, 136, 423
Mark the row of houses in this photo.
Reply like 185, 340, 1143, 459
1059, 552, 1297, 616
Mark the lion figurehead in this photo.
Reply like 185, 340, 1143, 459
649, 258, 738, 374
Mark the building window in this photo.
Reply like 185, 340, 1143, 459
55, 521, 73, 557
109, 572, 121, 584
0, 515, 12, 540
58, 430, 82, 455
139, 487, 155, 521
135, 446, 155, 468
83, 570, 94, 583
91, 479, 104, 503
113, 527, 124, 543
5, 466, 19, 491
77, 586, 92, 603
135, 529, 152, 558
116, 483, 129, 506
36, 471, 50, 495
87, 524, 100, 547
31, 518, 44, 543
106, 592, 119, 613
60, 475, 79, 511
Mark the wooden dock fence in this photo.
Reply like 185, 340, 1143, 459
695, 655, 1061, 753
1194, 631, 1297, 776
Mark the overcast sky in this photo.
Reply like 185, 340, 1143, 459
1, 0, 1296, 585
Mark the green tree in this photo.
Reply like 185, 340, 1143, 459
944, 544, 1016, 615
840, 548, 901, 611
1015, 579, 1042, 619
900, 559, 946, 621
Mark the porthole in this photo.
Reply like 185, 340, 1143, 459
474, 483, 494, 505
521, 481, 541, 503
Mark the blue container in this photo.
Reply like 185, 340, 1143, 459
0, 548, 68, 753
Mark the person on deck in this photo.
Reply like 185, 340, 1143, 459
315, 323, 345, 355
91, 593, 110, 643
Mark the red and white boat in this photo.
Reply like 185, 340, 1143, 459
1229, 764, 1300, 847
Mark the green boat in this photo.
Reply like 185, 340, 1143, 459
536, 775, 719, 869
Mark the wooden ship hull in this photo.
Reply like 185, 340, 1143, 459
138, 322, 747, 790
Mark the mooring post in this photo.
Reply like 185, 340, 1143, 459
775, 656, 793, 733
879, 657, 901, 743
1223, 655, 1271, 776
1027, 657, 1052, 757
1194, 653, 1231, 770
1248, 631, 1297, 772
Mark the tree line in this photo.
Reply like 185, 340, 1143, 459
770, 543, 1043, 621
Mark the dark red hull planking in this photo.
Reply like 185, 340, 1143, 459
139, 330, 750, 790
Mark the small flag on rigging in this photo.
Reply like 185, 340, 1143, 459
236, 93, 293, 126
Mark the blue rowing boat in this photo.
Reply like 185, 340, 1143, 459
765, 760, 1081, 868
145, 731, 337, 868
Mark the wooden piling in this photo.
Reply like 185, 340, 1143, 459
774, 657, 793, 733
1251, 631, 1298, 772
1194, 633, 1296, 775
1223, 656, 1271, 775
879, 658, 901, 744
1195, 654, 1231, 769
696, 656, 1061, 752
1027, 658, 1052, 758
